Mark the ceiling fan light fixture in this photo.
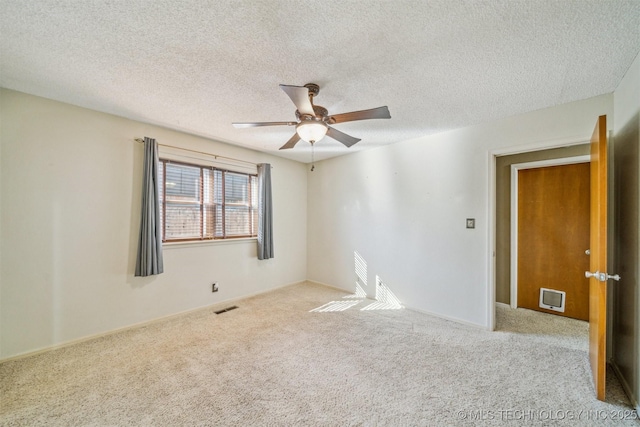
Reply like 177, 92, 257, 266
296, 120, 328, 143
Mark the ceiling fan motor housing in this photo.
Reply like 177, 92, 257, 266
295, 105, 329, 122
304, 83, 320, 97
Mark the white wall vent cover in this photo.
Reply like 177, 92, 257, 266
539, 288, 566, 313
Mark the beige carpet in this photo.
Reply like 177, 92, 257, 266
1, 282, 637, 426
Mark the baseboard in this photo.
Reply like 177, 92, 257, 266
0, 280, 306, 364
610, 360, 639, 410
404, 304, 489, 330
306, 279, 353, 293
495, 302, 511, 309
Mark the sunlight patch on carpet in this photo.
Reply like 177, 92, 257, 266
310, 300, 362, 312
310, 277, 403, 312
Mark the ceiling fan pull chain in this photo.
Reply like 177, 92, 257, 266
311, 141, 315, 172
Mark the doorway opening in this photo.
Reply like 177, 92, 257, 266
494, 145, 590, 312
511, 158, 590, 320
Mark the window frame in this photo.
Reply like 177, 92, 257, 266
158, 158, 258, 243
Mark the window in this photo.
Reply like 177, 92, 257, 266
158, 159, 258, 242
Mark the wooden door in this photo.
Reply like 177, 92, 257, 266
589, 115, 608, 401
517, 163, 591, 320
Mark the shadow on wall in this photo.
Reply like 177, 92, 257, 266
128, 141, 143, 280
309, 251, 403, 312
612, 112, 639, 401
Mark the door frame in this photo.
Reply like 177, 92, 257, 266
487, 136, 591, 330
509, 156, 590, 308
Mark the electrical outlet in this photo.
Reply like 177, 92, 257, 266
212, 283, 219, 292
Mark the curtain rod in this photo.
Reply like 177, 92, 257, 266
134, 138, 259, 167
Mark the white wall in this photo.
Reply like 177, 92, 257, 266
308, 94, 613, 328
0, 89, 307, 359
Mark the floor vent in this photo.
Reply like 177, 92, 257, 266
214, 306, 238, 315
539, 288, 566, 313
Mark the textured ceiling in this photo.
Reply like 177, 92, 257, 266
1, 1, 639, 163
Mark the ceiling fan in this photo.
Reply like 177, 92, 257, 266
232, 83, 391, 150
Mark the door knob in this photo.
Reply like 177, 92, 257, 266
585, 271, 621, 282
585, 249, 590, 255
585, 270, 600, 279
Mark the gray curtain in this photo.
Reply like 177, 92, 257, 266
135, 137, 164, 276
257, 163, 274, 260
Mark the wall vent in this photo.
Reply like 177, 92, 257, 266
539, 288, 566, 313
214, 306, 238, 315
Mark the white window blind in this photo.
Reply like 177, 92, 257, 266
158, 160, 257, 242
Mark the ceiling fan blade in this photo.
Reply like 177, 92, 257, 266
279, 133, 301, 150
279, 84, 315, 116
329, 106, 391, 124
233, 121, 296, 128
326, 127, 361, 147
